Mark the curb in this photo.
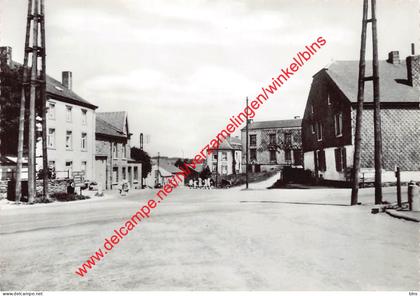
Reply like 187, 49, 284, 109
385, 209, 420, 223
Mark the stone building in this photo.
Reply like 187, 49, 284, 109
302, 50, 420, 184
241, 119, 303, 172
95, 111, 142, 190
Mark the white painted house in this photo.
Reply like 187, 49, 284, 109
36, 71, 97, 180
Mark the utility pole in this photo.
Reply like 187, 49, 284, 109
40, 0, 49, 201
140, 133, 143, 150
157, 152, 160, 186
245, 97, 249, 190
27, 0, 40, 204
351, 0, 382, 205
15, 0, 33, 203
371, 0, 382, 205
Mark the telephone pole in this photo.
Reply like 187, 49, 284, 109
245, 97, 249, 190
15, 0, 33, 203
40, 0, 49, 201
16, 0, 48, 203
351, 0, 382, 205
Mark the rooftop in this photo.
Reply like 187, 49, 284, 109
241, 119, 302, 131
324, 60, 420, 104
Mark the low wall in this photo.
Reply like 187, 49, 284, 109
0, 179, 70, 200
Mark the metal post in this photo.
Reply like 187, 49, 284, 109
371, 0, 382, 205
396, 166, 401, 207
245, 97, 249, 190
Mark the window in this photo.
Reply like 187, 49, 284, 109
311, 124, 316, 134
327, 94, 331, 105
316, 122, 323, 141
311, 104, 314, 114
315, 150, 326, 172
65, 161, 73, 175
335, 147, 347, 172
284, 132, 292, 144
213, 153, 218, 160
66, 131, 72, 150
113, 167, 118, 183
81, 161, 87, 173
269, 134, 276, 145
221, 152, 227, 161
48, 103, 55, 120
122, 167, 126, 180
81, 109, 87, 125
334, 113, 343, 137
47, 128, 55, 148
285, 149, 292, 161
212, 163, 217, 172
270, 150, 276, 162
221, 164, 228, 175
123, 144, 127, 158
81, 133, 87, 151
113, 144, 118, 158
66, 106, 72, 122
250, 149, 257, 161
249, 135, 257, 146
48, 160, 55, 170
134, 167, 138, 180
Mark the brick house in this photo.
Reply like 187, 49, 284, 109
0, 46, 98, 180
205, 136, 242, 175
241, 119, 303, 172
302, 51, 420, 184
95, 112, 142, 190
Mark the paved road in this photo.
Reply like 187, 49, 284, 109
0, 179, 418, 290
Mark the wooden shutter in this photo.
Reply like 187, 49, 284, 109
342, 147, 347, 170
335, 148, 342, 172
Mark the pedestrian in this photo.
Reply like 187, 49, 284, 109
188, 179, 193, 189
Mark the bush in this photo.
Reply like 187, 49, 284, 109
50, 192, 90, 202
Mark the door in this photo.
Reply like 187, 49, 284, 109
95, 157, 107, 189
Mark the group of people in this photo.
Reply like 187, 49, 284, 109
188, 177, 213, 189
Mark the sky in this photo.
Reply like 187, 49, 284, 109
0, 0, 419, 158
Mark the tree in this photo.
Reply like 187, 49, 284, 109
174, 158, 183, 168
130, 147, 152, 179
200, 165, 212, 180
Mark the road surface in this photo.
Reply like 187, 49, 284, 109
0, 177, 418, 290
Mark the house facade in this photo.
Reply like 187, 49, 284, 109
95, 112, 142, 190
145, 161, 185, 188
1, 46, 98, 181
41, 72, 97, 180
205, 136, 242, 175
241, 119, 303, 172
302, 51, 420, 183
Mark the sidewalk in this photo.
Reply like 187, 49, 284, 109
385, 209, 420, 222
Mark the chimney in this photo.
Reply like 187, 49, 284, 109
387, 51, 400, 64
406, 54, 420, 89
62, 71, 72, 90
0, 46, 12, 68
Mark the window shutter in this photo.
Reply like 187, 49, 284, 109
321, 150, 326, 171
335, 148, 342, 172
342, 148, 347, 170
314, 151, 318, 171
